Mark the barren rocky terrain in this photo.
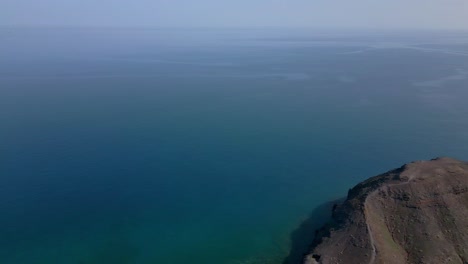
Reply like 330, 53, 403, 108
304, 157, 468, 264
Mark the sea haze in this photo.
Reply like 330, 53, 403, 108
1, 28, 468, 264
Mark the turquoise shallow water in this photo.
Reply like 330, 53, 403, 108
1, 28, 468, 264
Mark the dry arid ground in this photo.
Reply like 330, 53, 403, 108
304, 157, 468, 264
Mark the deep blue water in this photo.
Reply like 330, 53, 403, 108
1, 28, 468, 264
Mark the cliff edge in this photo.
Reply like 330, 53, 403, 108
304, 157, 468, 264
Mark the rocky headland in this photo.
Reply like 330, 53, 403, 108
303, 157, 468, 264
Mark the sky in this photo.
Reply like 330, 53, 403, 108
2, 0, 468, 29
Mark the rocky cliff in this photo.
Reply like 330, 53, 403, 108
304, 157, 468, 264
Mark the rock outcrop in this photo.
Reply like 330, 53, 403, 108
304, 157, 468, 264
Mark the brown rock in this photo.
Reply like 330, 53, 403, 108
305, 157, 468, 264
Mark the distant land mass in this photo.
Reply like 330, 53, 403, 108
303, 157, 468, 264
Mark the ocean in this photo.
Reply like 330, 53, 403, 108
1, 28, 468, 264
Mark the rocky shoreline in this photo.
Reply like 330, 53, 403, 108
302, 157, 468, 264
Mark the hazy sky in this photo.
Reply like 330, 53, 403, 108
2, 0, 468, 29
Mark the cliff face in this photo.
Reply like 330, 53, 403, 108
304, 157, 468, 264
